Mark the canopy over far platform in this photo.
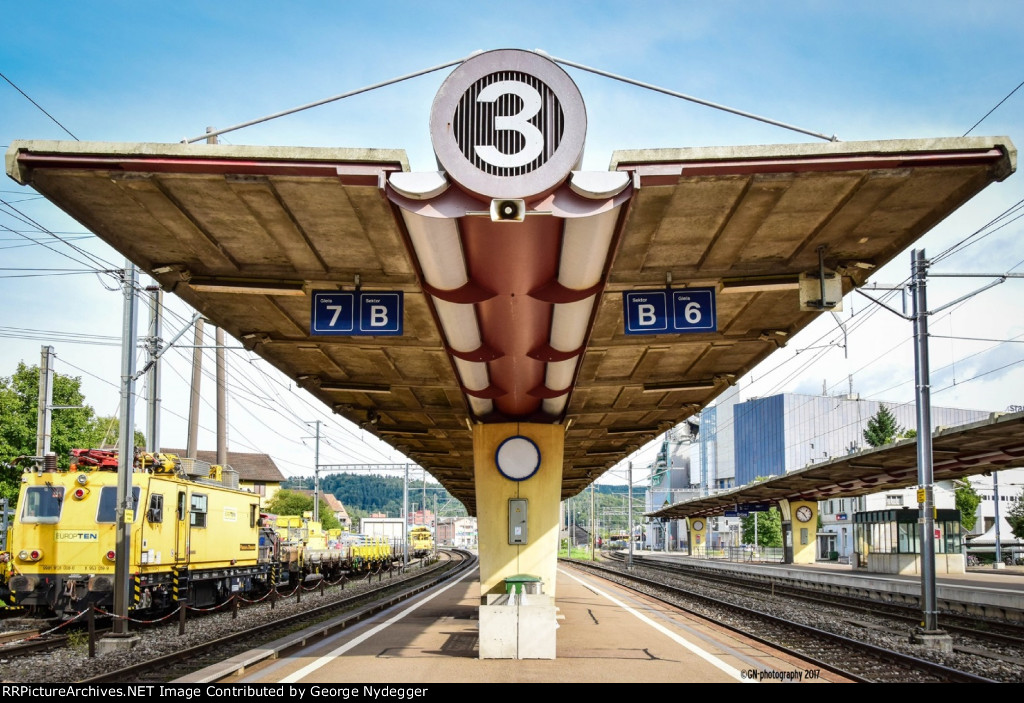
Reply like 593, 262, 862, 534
649, 411, 1024, 520
6, 133, 1016, 515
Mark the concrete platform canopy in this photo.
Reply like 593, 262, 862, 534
650, 409, 1024, 521
4, 49, 1017, 515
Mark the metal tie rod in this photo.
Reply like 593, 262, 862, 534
181, 52, 482, 144
537, 50, 839, 143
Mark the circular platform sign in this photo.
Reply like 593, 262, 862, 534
430, 49, 587, 200
495, 434, 542, 481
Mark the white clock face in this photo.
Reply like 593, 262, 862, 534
692, 520, 704, 531
796, 506, 813, 523
495, 435, 541, 481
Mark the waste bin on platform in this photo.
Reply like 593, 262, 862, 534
504, 573, 543, 595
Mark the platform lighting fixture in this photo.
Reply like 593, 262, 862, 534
605, 426, 662, 435
318, 382, 392, 394
642, 380, 718, 393
378, 427, 432, 436
541, 206, 621, 417
187, 278, 306, 296
720, 276, 801, 293
400, 209, 495, 418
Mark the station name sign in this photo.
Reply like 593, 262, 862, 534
623, 288, 717, 336
311, 291, 403, 336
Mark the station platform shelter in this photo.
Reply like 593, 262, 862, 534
853, 508, 966, 574
6, 48, 1017, 660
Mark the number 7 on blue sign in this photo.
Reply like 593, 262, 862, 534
313, 292, 355, 334
312, 291, 404, 336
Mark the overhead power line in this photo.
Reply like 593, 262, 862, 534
963, 78, 1024, 136
0, 70, 79, 140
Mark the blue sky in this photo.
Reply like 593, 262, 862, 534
2, 2, 1023, 484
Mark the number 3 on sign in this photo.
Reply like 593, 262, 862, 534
474, 81, 543, 169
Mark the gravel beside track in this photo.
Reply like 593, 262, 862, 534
0, 565, 433, 683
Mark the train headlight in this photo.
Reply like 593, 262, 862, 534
18, 549, 43, 562
76, 473, 89, 486
104, 550, 116, 561
72, 487, 90, 500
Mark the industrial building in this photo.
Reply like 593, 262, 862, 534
641, 389, 1019, 559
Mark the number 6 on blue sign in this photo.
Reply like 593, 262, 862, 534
622, 288, 716, 335
672, 288, 716, 332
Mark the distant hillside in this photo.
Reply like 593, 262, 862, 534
283, 473, 635, 531
283, 472, 469, 522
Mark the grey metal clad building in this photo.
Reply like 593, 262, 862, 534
690, 392, 996, 555
718, 393, 992, 486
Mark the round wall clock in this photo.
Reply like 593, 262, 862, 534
691, 519, 705, 531
796, 506, 813, 523
495, 435, 541, 481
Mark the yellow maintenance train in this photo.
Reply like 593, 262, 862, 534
408, 525, 434, 558
4, 449, 394, 618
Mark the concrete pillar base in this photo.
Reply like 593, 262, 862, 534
909, 628, 953, 652
479, 595, 558, 659
95, 633, 142, 655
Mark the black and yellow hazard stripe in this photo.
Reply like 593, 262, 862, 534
1, 589, 22, 611
172, 567, 188, 601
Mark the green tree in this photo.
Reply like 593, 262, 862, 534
0, 461, 21, 504
265, 489, 340, 530
346, 504, 368, 529
954, 480, 982, 532
1007, 489, 1024, 541
741, 507, 783, 547
863, 404, 905, 448
81, 415, 146, 450
0, 362, 101, 500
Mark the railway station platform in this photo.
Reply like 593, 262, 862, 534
634, 552, 1024, 621
176, 562, 851, 684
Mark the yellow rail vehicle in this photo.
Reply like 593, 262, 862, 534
409, 525, 434, 558
10, 452, 267, 616
270, 515, 351, 583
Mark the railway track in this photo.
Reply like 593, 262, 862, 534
567, 557, 1014, 683
72, 550, 475, 684
0, 632, 70, 657
610, 552, 1024, 652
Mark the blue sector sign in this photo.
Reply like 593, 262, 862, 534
312, 291, 403, 336
623, 288, 716, 335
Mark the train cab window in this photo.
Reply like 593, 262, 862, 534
97, 487, 141, 523
190, 494, 208, 527
147, 494, 164, 523
20, 486, 65, 523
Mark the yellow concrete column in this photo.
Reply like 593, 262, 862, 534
789, 500, 818, 564
474, 422, 564, 600
687, 517, 708, 557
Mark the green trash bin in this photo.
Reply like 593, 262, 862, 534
504, 573, 543, 595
